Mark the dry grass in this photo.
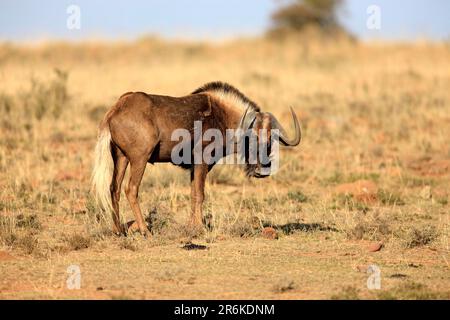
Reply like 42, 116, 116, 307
0, 36, 449, 299
403, 226, 439, 249
376, 281, 450, 300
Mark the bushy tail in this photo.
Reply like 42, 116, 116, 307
91, 127, 114, 213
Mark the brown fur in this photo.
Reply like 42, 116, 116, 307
93, 82, 300, 235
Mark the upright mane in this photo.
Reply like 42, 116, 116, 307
192, 81, 261, 112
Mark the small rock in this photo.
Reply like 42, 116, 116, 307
262, 227, 278, 240
407, 263, 421, 268
368, 242, 383, 252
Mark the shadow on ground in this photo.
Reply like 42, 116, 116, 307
271, 222, 339, 235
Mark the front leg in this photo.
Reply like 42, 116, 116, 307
190, 164, 208, 228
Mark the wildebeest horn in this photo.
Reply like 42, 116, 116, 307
238, 106, 249, 130
239, 106, 257, 131
271, 107, 302, 146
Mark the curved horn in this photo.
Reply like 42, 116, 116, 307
238, 106, 249, 130
271, 107, 302, 146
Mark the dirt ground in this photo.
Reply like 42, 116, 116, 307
0, 36, 449, 299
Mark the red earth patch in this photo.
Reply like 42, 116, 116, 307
0, 251, 16, 261
335, 179, 378, 203
407, 157, 450, 177
55, 169, 85, 182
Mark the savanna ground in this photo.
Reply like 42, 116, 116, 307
0, 35, 449, 299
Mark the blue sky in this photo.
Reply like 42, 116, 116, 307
0, 0, 449, 42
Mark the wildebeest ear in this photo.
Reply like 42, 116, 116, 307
203, 95, 212, 117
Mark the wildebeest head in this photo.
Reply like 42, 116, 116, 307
239, 107, 302, 178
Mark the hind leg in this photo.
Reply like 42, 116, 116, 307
110, 144, 129, 235
108, 105, 158, 236
125, 157, 150, 236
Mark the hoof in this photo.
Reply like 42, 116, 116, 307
126, 220, 150, 237
112, 224, 126, 236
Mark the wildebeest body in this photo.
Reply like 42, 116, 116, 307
91, 82, 301, 236
108, 92, 239, 166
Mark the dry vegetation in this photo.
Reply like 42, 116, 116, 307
0, 35, 449, 299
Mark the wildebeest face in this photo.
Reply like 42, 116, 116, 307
244, 112, 273, 178
242, 108, 302, 178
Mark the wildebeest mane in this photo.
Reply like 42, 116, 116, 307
192, 81, 261, 112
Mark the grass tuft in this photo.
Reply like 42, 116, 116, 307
403, 226, 439, 248
331, 286, 360, 300
63, 234, 92, 251
273, 279, 296, 293
376, 282, 450, 300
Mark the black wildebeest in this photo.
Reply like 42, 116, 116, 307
91, 82, 301, 235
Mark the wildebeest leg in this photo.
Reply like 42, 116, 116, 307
110, 144, 129, 235
190, 164, 208, 229
125, 158, 150, 236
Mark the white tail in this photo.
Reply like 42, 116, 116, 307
91, 128, 114, 213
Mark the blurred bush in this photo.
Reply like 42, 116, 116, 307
268, 0, 348, 37
22, 68, 69, 120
